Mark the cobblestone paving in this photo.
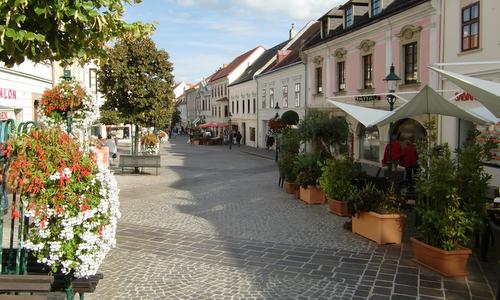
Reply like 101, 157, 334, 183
87, 137, 497, 299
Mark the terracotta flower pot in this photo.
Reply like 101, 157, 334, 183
193, 140, 200, 145
294, 188, 300, 199
299, 185, 325, 204
283, 180, 296, 194
352, 212, 406, 244
327, 197, 351, 217
410, 237, 471, 277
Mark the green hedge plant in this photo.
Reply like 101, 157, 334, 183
318, 156, 357, 201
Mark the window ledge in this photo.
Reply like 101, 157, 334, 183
399, 82, 421, 90
358, 88, 375, 94
458, 48, 483, 56
334, 91, 347, 96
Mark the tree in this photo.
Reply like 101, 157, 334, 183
98, 36, 175, 153
0, 0, 153, 67
298, 109, 349, 157
171, 109, 181, 127
98, 36, 175, 128
281, 110, 300, 127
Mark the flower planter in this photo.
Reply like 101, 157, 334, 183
410, 237, 471, 277
283, 180, 296, 194
299, 186, 325, 204
192, 140, 200, 145
294, 188, 300, 199
352, 212, 406, 244
327, 197, 350, 217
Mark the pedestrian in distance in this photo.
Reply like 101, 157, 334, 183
236, 131, 242, 146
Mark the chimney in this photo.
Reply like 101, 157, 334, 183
289, 23, 297, 40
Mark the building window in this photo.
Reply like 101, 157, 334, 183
231, 101, 234, 114
242, 100, 245, 114
362, 54, 373, 89
253, 98, 256, 114
224, 105, 228, 117
345, 6, 353, 27
236, 100, 239, 114
462, 2, 480, 51
262, 89, 266, 109
372, 0, 381, 16
218, 106, 221, 117
359, 125, 380, 162
315, 67, 323, 94
282, 85, 288, 108
295, 83, 301, 107
247, 99, 250, 115
89, 68, 98, 95
337, 61, 345, 91
250, 127, 256, 142
404, 42, 418, 84
269, 88, 274, 109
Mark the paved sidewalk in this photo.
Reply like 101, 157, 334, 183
87, 136, 498, 299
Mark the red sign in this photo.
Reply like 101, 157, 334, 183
0, 88, 16, 99
455, 92, 475, 101
0, 112, 8, 120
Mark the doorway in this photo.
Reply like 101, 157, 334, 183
241, 122, 246, 145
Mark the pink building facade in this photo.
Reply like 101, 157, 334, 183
303, 0, 441, 165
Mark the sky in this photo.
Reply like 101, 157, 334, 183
124, 0, 343, 84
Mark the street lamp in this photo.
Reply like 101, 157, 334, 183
384, 64, 401, 179
274, 102, 280, 161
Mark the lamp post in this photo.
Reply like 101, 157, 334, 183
274, 102, 280, 161
384, 64, 401, 180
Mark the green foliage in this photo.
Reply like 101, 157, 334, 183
281, 110, 300, 126
318, 156, 356, 201
99, 109, 122, 125
171, 109, 182, 127
277, 128, 301, 183
415, 121, 481, 251
298, 110, 349, 157
349, 183, 405, 215
294, 152, 323, 188
0, 0, 153, 66
456, 129, 496, 231
98, 36, 175, 128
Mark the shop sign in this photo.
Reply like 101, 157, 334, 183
0, 88, 17, 100
355, 95, 381, 102
455, 92, 474, 101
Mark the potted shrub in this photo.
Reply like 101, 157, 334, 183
318, 156, 356, 217
294, 152, 324, 204
411, 121, 476, 277
278, 128, 301, 194
350, 183, 406, 244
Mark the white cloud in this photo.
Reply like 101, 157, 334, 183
176, 0, 345, 20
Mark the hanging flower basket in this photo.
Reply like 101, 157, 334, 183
4, 128, 120, 278
39, 80, 100, 130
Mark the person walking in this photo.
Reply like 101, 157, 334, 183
103, 134, 117, 164
236, 131, 242, 146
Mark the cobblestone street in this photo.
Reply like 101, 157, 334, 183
88, 137, 497, 300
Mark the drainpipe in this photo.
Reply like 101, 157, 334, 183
256, 76, 260, 148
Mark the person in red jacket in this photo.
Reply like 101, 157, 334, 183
382, 134, 402, 168
400, 138, 418, 183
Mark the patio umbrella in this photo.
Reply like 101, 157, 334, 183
429, 67, 500, 118
327, 100, 392, 127
374, 85, 491, 127
199, 122, 218, 129
217, 122, 229, 128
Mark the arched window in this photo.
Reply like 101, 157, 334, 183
358, 124, 380, 162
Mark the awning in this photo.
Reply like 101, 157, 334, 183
198, 122, 228, 129
192, 118, 201, 126
374, 85, 491, 127
326, 100, 391, 127
430, 67, 500, 117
